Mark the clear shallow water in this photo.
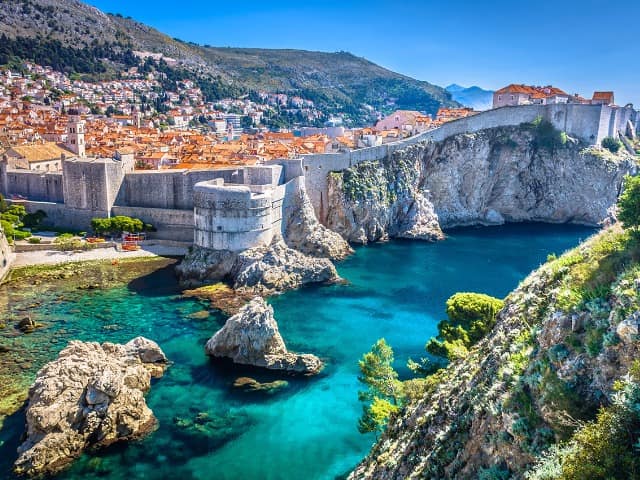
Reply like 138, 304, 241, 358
0, 224, 595, 480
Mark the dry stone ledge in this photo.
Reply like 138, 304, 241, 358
205, 297, 323, 375
14, 337, 168, 477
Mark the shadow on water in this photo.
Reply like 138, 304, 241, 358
0, 406, 26, 478
191, 356, 324, 400
126, 260, 182, 297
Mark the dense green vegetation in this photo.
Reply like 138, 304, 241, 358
90, 216, 151, 236
426, 292, 504, 361
601, 136, 623, 154
0, 199, 34, 242
527, 363, 640, 480
617, 175, 640, 231
0, 35, 137, 75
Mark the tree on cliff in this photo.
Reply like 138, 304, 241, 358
426, 292, 504, 361
357, 338, 404, 435
618, 175, 640, 232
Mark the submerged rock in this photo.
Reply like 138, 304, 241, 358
177, 240, 340, 293
205, 297, 323, 375
14, 337, 168, 477
16, 317, 43, 334
232, 376, 289, 393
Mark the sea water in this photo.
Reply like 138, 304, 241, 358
0, 224, 595, 480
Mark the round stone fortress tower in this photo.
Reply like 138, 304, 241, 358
193, 179, 274, 251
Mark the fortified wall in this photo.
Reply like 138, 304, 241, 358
1, 103, 637, 246
301, 104, 639, 222
0, 228, 14, 282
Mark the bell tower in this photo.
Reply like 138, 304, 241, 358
66, 113, 86, 158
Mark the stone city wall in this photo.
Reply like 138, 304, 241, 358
1, 104, 636, 243
301, 103, 637, 222
111, 206, 195, 242
0, 228, 14, 283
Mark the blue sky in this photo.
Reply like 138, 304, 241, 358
89, 0, 639, 105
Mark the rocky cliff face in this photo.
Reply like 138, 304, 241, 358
350, 225, 640, 479
327, 126, 636, 243
205, 297, 323, 374
15, 337, 168, 477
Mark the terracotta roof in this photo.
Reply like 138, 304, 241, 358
5, 142, 72, 162
592, 91, 614, 101
495, 84, 568, 97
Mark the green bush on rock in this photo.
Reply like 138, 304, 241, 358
618, 175, 640, 231
426, 292, 504, 361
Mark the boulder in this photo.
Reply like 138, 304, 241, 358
617, 311, 640, 343
205, 297, 323, 375
14, 337, 168, 477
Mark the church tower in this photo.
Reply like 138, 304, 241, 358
65, 113, 86, 158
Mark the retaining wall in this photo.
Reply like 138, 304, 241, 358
111, 205, 194, 242
0, 230, 14, 283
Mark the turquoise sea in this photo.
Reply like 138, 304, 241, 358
0, 224, 595, 480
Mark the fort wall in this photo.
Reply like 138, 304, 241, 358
0, 228, 14, 282
1, 104, 637, 244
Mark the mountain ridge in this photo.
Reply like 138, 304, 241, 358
0, 0, 460, 124
446, 83, 494, 110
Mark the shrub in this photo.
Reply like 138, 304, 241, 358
27, 237, 41, 244
425, 293, 504, 362
22, 209, 47, 228
602, 136, 623, 153
527, 117, 568, 150
91, 215, 147, 235
618, 175, 640, 231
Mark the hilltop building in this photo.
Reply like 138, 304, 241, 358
592, 91, 615, 106
493, 84, 618, 109
493, 85, 570, 108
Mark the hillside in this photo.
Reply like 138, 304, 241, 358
446, 83, 494, 110
0, 0, 459, 124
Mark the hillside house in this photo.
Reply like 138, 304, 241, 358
493, 84, 570, 108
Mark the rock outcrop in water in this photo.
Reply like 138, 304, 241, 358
350, 225, 640, 479
14, 337, 168, 477
205, 297, 323, 374
176, 239, 340, 292
327, 125, 636, 243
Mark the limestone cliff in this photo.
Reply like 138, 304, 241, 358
350, 225, 640, 479
327, 125, 636, 244
283, 180, 353, 260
